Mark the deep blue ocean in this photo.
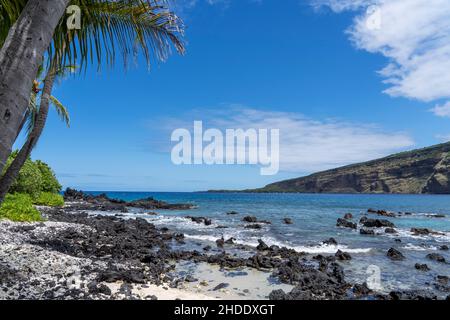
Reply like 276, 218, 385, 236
84, 192, 450, 296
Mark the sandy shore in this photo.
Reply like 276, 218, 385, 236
0, 219, 220, 300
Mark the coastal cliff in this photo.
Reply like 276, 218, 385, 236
250, 142, 450, 194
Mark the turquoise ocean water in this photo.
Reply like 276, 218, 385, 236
84, 192, 450, 296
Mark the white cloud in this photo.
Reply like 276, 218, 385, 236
160, 106, 414, 173
313, 0, 450, 106
435, 133, 450, 142
430, 101, 450, 118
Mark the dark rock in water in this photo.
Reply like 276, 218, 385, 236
415, 263, 430, 271
360, 228, 375, 235
203, 245, 212, 251
242, 216, 271, 224
184, 275, 198, 283
411, 228, 431, 235
243, 216, 257, 223
146, 212, 158, 216
213, 283, 229, 291
437, 275, 449, 285
343, 213, 353, 219
216, 237, 225, 248
128, 197, 194, 210
174, 233, 185, 242
186, 216, 212, 226
335, 250, 351, 261
440, 245, 449, 251
226, 211, 239, 215
425, 214, 446, 218
323, 238, 338, 246
387, 248, 405, 261
283, 218, 293, 225
361, 218, 395, 228
385, 228, 397, 234
256, 239, 269, 251
367, 209, 396, 217
426, 253, 446, 263
353, 282, 372, 296
411, 228, 444, 236
245, 224, 262, 229
224, 237, 235, 245
394, 238, 402, 243
336, 218, 357, 229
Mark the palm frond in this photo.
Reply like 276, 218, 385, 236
49, 96, 71, 127
1, 1, 185, 72
50, 0, 185, 71
0, 0, 27, 45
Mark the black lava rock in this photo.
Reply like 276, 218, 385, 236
336, 218, 357, 229
414, 263, 430, 271
387, 248, 405, 261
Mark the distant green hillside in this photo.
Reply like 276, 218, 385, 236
237, 142, 450, 194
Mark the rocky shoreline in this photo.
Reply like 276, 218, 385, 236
0, 190, 449, 300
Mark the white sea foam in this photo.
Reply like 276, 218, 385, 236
402, 243, 438, 251
387, 228, 450, 243
185, 234, 372, 254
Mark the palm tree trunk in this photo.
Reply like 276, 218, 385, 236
0, 67, 56, 203
0, 0, 70, 176
15, 110, 31, 142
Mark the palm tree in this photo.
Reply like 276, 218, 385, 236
0, 62, 71, 201
0, 0, 70, 174
15, 65, 71, 142
0, 0, 185, 203
0, 0, 184, 179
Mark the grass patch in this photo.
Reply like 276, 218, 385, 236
34, 192, 64, 207
0, 193, 43, 222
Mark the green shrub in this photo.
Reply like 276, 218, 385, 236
0, 193, 43, 222
34, 192, 64, 207
35, 160, 62, 194
2, 152, 62, 200
8, 156, 43, 200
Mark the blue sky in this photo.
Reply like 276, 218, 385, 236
23, 0, 450, 191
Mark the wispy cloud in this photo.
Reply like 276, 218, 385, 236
430, 101, 450, 118
157, 106, 414, 173
313, 0, 450, 108
435, 133, 450, 142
